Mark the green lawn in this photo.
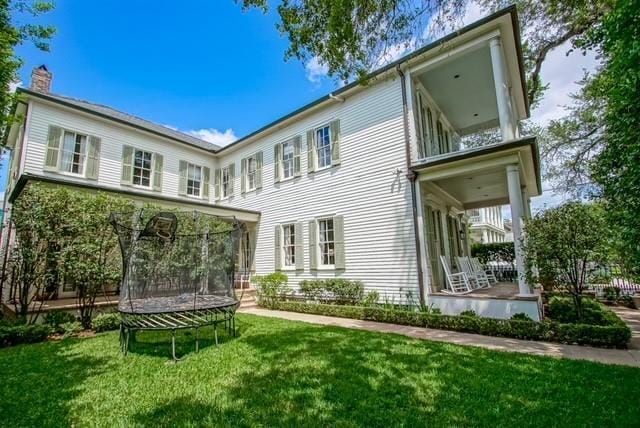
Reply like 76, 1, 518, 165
1, 314, 639, 427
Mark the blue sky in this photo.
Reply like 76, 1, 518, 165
13, 1, 340, 144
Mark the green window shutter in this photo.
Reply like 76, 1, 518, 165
306, 129, 316, 173
274, 144, 281, 182
228, 163, 235, 196
121, 145, 134, 185
330, 119, 341, 166
274, 225, 282, 271
178, 160, 188, 195
293, 136, 301, 177
308, 220, 318, 270
334, 215, 345, 269
255, 151, 263, 189
44, 125, 62, 171
85, 135, 101, 180
214, 168, 221, 200
202, 166, 210, 200
240, 158, 247, 194
295, 221, 304, 270
152, 153, 163, 191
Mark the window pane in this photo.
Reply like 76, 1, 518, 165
133, 149, 153, 187
283, 224, 295, 266
316, 126, 332, 169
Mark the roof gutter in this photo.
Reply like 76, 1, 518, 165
396, 64, 426, 307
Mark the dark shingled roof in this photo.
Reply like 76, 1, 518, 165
17, 88, 220, 152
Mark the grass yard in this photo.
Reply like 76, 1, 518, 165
1, 314, 639, 427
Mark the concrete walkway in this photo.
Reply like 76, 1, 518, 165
239, 307, 640, 368
611, 306, 640, 350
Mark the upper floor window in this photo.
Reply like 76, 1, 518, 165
316, 125, 332, 169
121, 145, 163, 191
133, 149, 153, 187
44, 125, 101, 180
60, 131, 86, 175
187, 163, 202, 197
222, 166, 232, 198
282, 141, 295, 179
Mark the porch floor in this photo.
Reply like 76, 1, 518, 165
432, 282, 539, 301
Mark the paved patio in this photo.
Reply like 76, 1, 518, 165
239, 307, 640, 367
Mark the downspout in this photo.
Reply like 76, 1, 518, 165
396, 64, 425, 307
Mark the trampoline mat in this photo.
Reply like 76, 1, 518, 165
119, 294, 237, 314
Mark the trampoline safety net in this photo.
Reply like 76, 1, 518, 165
110, 209, 244, 315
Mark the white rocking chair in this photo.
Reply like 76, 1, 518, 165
471, 257, 498, 285
439, 255, 473, 294
456, 256, 491, 289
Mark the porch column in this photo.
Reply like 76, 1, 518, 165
521, 187, 532, 220
489, 36, 518, 141
414, 180, 431, 302
506, 164, 530, 295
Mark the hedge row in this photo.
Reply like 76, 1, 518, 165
263, 301, 632, 348
0, 324, 53, 347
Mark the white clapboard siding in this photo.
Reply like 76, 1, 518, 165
216, 76, 419, 299
23, 101, 219, 200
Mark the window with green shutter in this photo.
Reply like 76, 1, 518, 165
310, 215, 345, 270
44, 126, 101, 180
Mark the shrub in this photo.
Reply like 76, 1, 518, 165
60, 321, 83, 337
253, 272, 290, 304
360, 291, 380, 307
511, 313, 533, 321
92, 312, 121, 332
459, 310, 478, 317
471, 242, 515, 264
298, 278, 364, 305
262, 300, 631, 348
299, 279, 325, 301
0, 323, 53, 347
548, 296, 622, 326
43, 311, 77, 333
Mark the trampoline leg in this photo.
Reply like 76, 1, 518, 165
214, 323, 218, 346
124, 329, 129, 356
232, 315, 236, 337
195, 327, 199, 353
171, 330, 178, 361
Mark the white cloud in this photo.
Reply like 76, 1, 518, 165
9, 80, 22, 93
305, 56, 329, 83
187, 128, 238, 147
461, 1, 484, 26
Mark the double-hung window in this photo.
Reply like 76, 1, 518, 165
318, 218, 335, 266
246, 156, 257, 191
222, 166, 231, 198
60, 130, 87, 175
282, 141, 294, 179
282, 224, 296, 267
315, 125, 332, 169
133, 149, 153, 187
187, 163, 202, 197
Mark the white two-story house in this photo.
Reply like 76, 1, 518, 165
467, 206, 509, 243
2, 6, 542, 320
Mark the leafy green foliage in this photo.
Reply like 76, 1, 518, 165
0, 0, 55, 135
0, 322, 51, 347
589, 0, 640, 279
265, 300, 631, 348
299, 278, 365, 304
547, 296, 624, 326
91, 312, 121, 333
253, 272, 290, 304
0, 315, 638, 425
59, 320, 83, 337
8, 183, 135, 325
459, 309, 478, 317
523, 202, 609, 317
43, 310, 77, 333
471, 242, 515, 264
511, 312, 533, 321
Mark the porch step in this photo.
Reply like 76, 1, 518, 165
238, 288, 258, 309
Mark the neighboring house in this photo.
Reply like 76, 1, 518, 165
467, 206, 508, 243
503, 218, 514, 242
1, 6, 542, 320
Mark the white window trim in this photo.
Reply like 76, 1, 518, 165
280, 222, 297, 270
186, 162, 204, 199
280, 140, 296, 182
245, 153, 258, 192
57, 129, 88, 178
314, 124, 333, 171
131, 148, 154, 189
221, 165, 232, 200
316, 216, 336, 269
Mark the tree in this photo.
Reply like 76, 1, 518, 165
0, 0, 55, 137
523, 202, 609, 318
589, 0, 640, 278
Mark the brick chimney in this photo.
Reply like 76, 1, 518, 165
30, 65, 52, 93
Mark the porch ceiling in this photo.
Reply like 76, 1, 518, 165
413, 137, 541, 210
416, 45, 499, 136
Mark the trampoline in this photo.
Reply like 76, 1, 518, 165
110, 209, 244, 360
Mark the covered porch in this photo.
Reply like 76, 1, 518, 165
413, 137, 542, 320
